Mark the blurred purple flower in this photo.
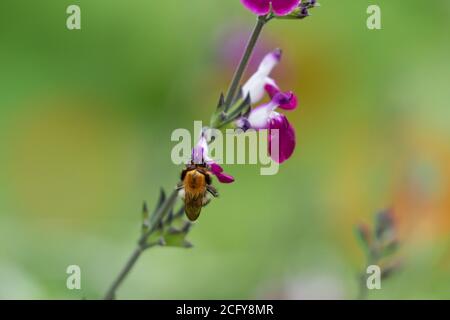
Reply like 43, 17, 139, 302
241, 0, 301, 16
216, 23, 274, 74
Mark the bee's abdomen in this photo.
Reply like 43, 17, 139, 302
184, 198, 202, 221
183, 170, 207, 221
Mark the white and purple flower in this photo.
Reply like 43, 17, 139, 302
241, 0, 302, 16
237, 49, 298, 164
192, 132, 235, 184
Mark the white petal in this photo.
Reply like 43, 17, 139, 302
242, 50, 282, 104
242, 74, 268, 104
258, 50, 281, 75
247, 103, 274, 129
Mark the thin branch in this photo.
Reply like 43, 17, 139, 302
103, 189, 178, 300
103, 246, 144, 300
223, 16, 267, 111
103, 14, 270, 301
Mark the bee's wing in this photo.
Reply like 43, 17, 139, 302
185, 202, 202, 221
184, 193, 203, 222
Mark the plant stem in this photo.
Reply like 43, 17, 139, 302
357, 249, 378, 300
104, 246, 144, 300
104, 189, 178, 300
104, 14, 269, 301
357, 272, 368, 300
223, 16, 267, 111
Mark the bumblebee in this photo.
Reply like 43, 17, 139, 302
177, 163, 218, 221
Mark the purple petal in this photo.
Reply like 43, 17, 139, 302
264, 81, 280, 98
215, 172, 235, 184
268, 113, 296, 163
191, 146, 204, 164
208, 161, 235, 183
271, 91, 298, 110
192, 135, 209, 164
209, 162, 224, 174
240, 0, 271, 15
271, 0, 301, 16
278, 92, 298, 110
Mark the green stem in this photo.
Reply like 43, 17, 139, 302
357, 248, 379, 300
104, 14, 270, 301
104, 189, 178, 300
223, 16, 267, 111
104, 246, 144, 300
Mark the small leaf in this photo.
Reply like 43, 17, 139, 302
375, 210, 395, 241
181, 222, 192, 233
182, 240, 194, 248
355, 223, 372, 250
174, 206, 185, 218
146, 228, 163, 244
164, 232, 192, 248
380, 239, 399, 258
141, 201, 150, 233
161, 222, 193, 248
158, 237, 167, 247
381, 260, 402, 280
165, 209, 174, 225
216, 93, 225, 110
153, 189, 166, 215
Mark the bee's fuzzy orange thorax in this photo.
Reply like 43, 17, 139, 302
184, 169, 207, 196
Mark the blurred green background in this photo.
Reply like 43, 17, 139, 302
0, 0, 449, 299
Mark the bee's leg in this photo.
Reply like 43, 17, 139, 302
206, 185, 219, 198
176, 182, 185, 199
202, 196, 211, 207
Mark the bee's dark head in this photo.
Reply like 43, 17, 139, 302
190, 159, 207, 168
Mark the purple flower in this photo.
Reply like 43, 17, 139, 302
241, 0, 301, 16
238, 92, 297, 163
242, 49, 297, 109
192, 133, 235, 184
242, 49, 282, 104
238, 49, 298, 163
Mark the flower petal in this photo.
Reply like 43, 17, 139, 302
271, 0, 301, 16
267, 89, 298, 110
244, 91, 294, 130
209, 162, 224, 174
240, 0, 271, 16
258, 49, 282, 75
208, 161, 235, 183
268, 113, 296, 163
246, 102, 273, 129
215, 172, 235, 184
191, 145, 204, 164
279, 92, 297, 110
192, 134, 211, 164
241, 74, 267, 104
242, 49, 282, 104
264, 78, 280, 98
